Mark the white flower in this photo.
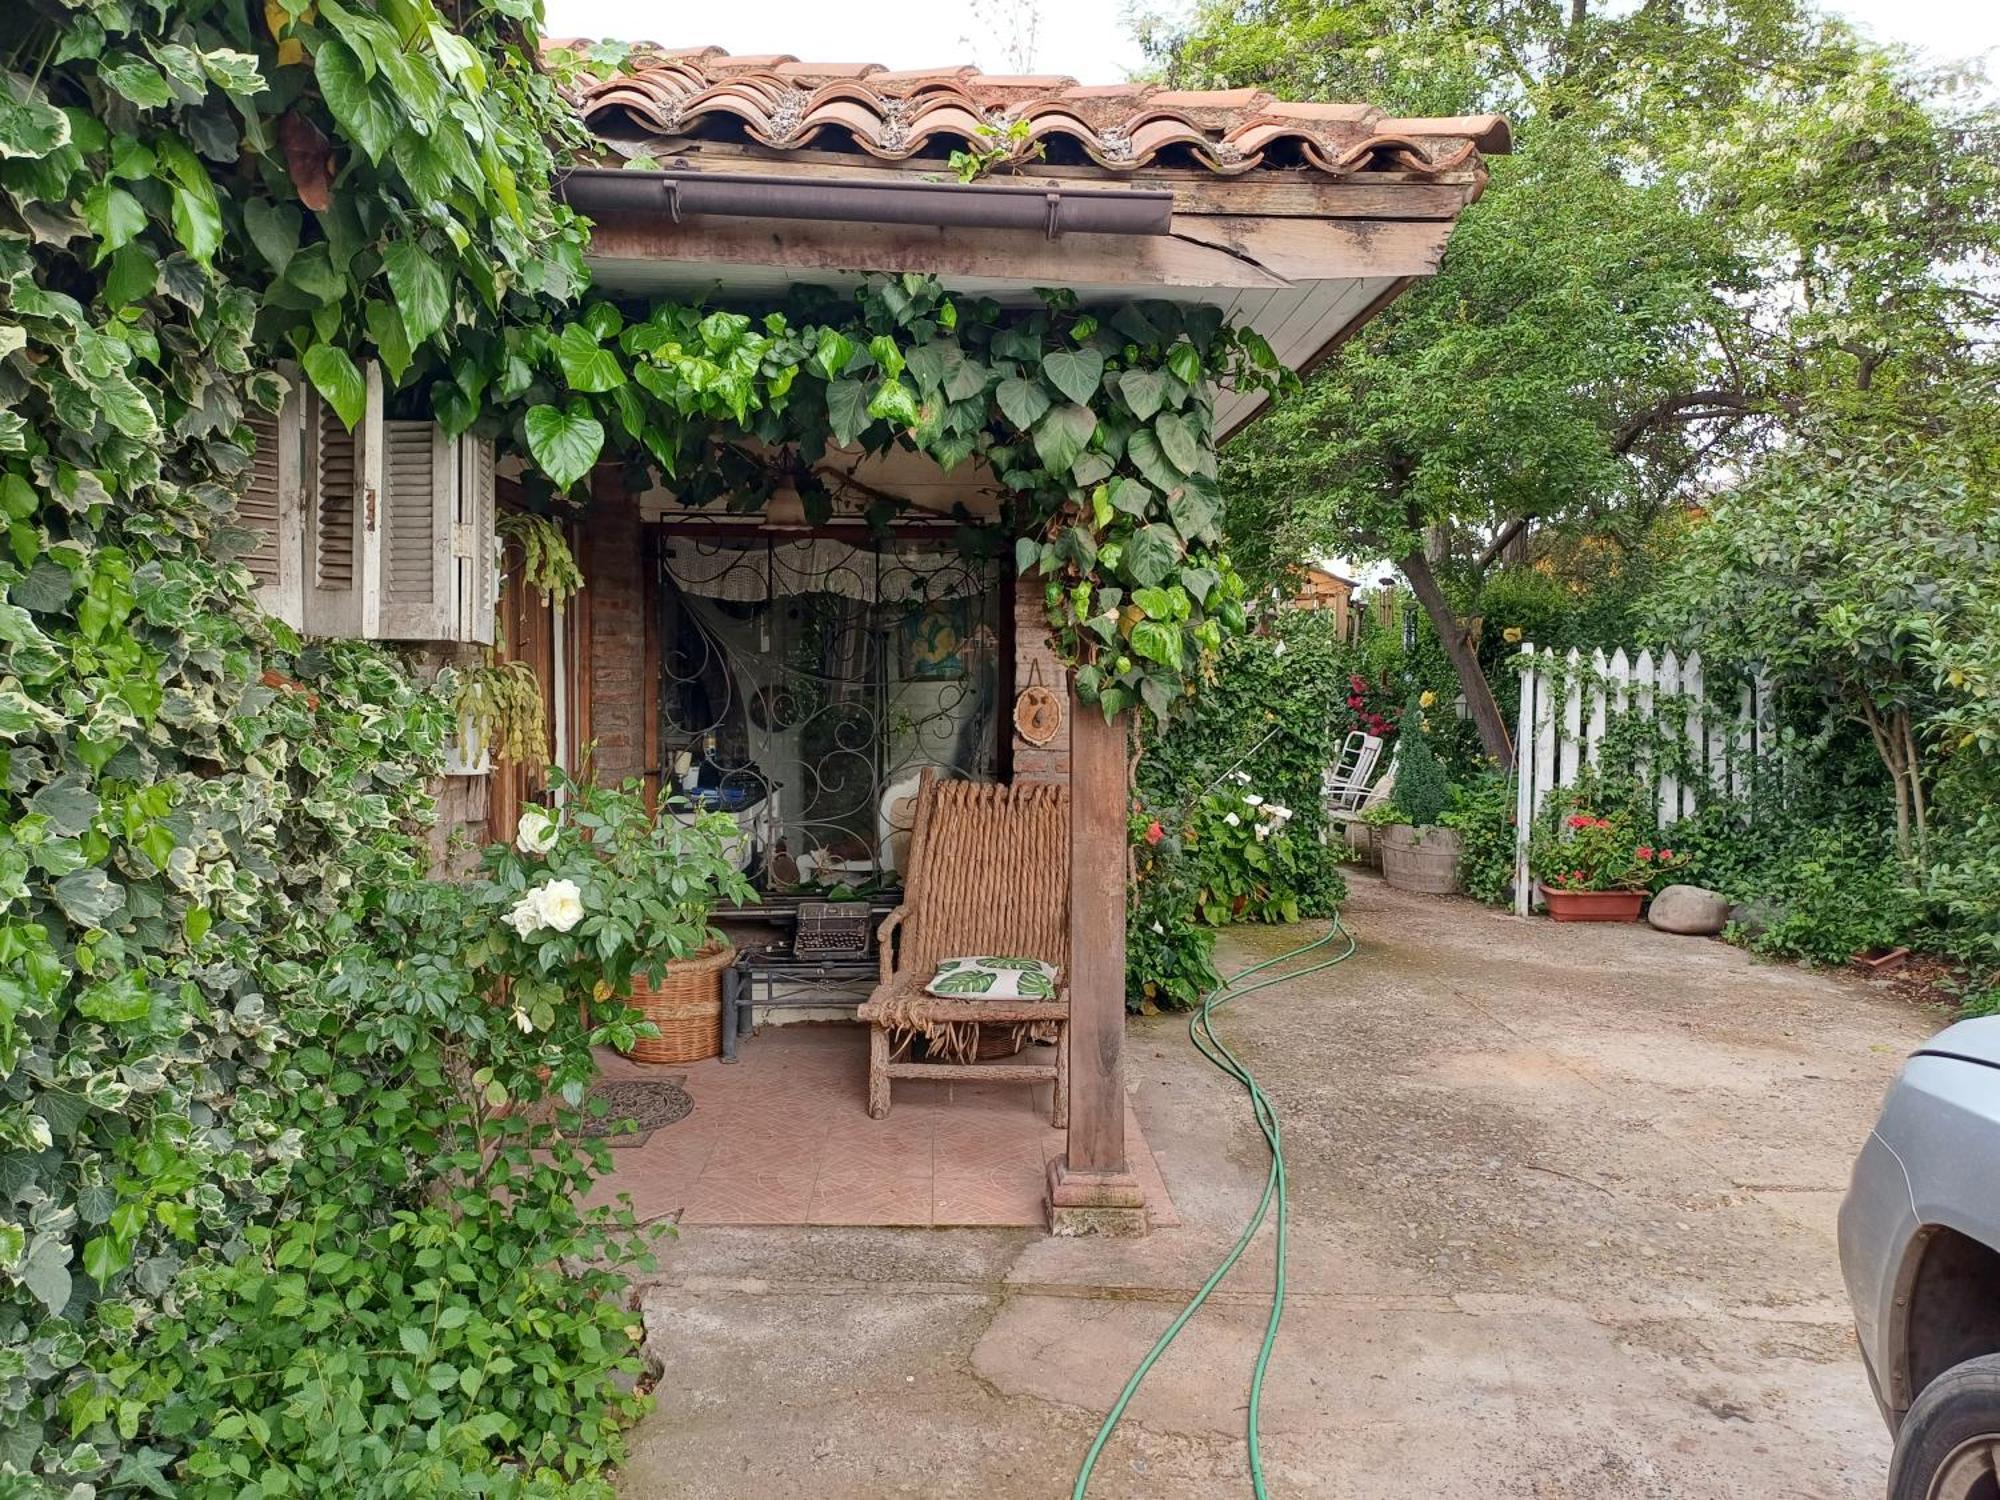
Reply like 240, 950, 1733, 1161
1230, 770, 1252, 785
515, 806, 559, 856
535, 878, 585, 933
505, 892, 544, 938
1254, 825, 1271, 841
1243, 793, 1265, 807
1272, 640, 1287, 657
511, 1008, 535, 1034
1223, 812, 1241, 827
1265, 804, 1294, 823
1151, 921, 1165, 935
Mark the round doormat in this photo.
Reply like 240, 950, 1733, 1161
582, 1077, 694, 1148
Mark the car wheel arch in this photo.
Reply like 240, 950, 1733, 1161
1891, 1222, 2000, 1421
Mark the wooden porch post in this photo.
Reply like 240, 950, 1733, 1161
1046, 679, 1149, 1235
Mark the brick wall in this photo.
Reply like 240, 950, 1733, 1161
584, 472, 646, 784
1010, 573, 1069, 784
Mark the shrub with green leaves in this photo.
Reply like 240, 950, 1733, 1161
1389, 698, 1451, 827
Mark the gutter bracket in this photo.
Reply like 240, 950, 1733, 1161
1045, 192, 1062, 239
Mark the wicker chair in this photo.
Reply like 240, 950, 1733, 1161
857, 770, 1069, 1123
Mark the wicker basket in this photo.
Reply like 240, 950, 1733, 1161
618, 943, 736, 1065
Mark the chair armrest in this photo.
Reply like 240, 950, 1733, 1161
875, 906, 908, 984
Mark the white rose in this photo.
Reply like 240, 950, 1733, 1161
515, 806, 559, 855
505, 892, 544, 938
535, 878, 585, 933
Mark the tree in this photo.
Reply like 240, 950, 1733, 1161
1651, 438, 1998, 866
1151, 0, 1999, 760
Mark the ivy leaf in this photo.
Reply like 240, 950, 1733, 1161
1130, 618, 1185, 670
81, 184, 147, 262
1105, 476, 1153, 517
1041, 347, 1104, 405
82, 1234, 132, 1283
1117, 368, 1169, 421
384, 239, 451, 349
97, 370, 159, 440
31, 777, 99, 837
867, 335, 905, 380
315, 39, 394, 164
1032, 404, 1097, 476
0, 74, 70, 160
1167, 341, 1204, 385
552, 323, 624, 393
365, 300, 413, 385
1168, 486, 1218, 544
811, 329, 854, 380
1124, 523, 1182, 587
243, 200, 301, 273
19, 1235, 70, 1315
101, 56, 174, 109
1154, 411, 1203, 478
1125, 427, 1183, 491
824, 379, 870, 447
995, 377, 1051, 434
303, 344, 366, 430
53, 867, 126, 927
1014, 536, 1043, 575
77, 971, 151, 1024
523, 403, 604, 491
866, 378, 920, 428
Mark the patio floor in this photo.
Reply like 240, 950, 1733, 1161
585, 1024, 1178, 1229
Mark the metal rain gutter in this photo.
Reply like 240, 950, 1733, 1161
557, 167, 1175, 239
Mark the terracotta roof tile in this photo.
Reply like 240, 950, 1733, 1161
566, 45, 1509, 177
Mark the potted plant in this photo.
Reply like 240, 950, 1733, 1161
475, 770, 755, 1064
1376, 696, 1462, 895
1529, 811, 1687, 921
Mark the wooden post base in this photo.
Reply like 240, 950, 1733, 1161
1045, 1156, 1150, 1237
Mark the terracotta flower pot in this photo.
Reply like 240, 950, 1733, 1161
1542, 888, 1644, 923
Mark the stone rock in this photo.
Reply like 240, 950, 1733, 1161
1649, 884, 1732, 936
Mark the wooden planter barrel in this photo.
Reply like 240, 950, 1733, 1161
1542, 888, 1644, 923
1379, 825, 1462, 895
618, 943, 735, 1064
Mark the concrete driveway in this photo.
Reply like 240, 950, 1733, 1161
618, 874, 1944, 1498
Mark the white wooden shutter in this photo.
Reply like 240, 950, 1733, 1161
235, 386, 305, 629
376, 419, 457, 639
454, 435, 497, 646
302, 363, 383, 639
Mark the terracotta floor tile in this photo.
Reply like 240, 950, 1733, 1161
593, 1023, 1174, 1231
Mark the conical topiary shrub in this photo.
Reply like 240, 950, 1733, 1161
1390, 696, 1450, 828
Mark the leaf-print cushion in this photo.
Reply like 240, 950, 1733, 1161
925, 955, 1060, 1001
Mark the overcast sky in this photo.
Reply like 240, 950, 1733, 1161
545, 0, 1998, 82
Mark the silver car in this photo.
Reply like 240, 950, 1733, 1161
1840, 1018, 2000, 1500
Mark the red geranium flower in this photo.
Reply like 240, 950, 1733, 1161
1660, 848, 1675, 860
1144, 819, 1164, 846
1636, 845, 1654, 861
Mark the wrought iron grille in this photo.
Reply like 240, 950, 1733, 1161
657, 532, 1002, 896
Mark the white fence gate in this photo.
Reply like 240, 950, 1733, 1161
1510, 644, 1773, 915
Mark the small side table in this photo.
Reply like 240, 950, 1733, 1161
723, 949, 878, 1062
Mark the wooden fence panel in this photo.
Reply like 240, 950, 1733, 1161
1510, 643, 1771, 915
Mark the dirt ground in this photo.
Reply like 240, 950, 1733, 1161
617, 873, 1947, 1498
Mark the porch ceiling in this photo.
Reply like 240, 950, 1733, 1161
559, 47, 1507, 438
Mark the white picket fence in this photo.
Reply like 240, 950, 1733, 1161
1510, 644, 1773, 915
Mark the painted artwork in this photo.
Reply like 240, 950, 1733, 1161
899, 597, 969, 681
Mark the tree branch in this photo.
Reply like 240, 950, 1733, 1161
1610, 389, 1770, 454
1474, 517, 1528, 574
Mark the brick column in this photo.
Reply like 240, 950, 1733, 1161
1010, 574, 1070, 785
583, 471, 645, 784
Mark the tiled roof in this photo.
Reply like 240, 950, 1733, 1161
566, 46, 1510, 179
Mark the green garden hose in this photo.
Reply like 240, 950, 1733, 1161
1072, 916, 1359, 1499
